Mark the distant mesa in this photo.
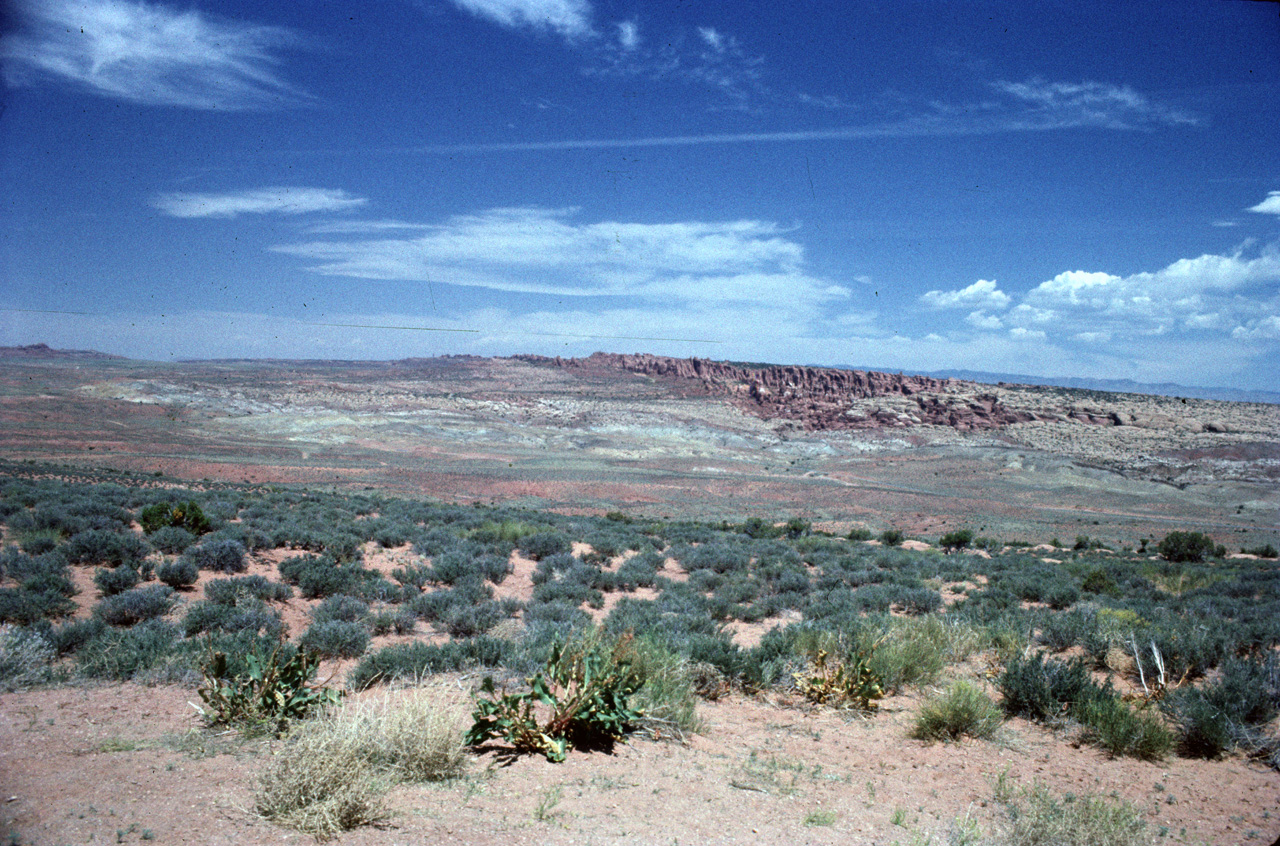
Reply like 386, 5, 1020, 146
520, 351, 1058, 432
0, 343, 126, 361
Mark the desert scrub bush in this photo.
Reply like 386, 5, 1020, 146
878, 528, 904, 547
93, 564, 140, 596
204, 574, 292, 605
0, 623, 56, 689
518, 531, 571, 561
939, 529, 973, 553
299, 620, 371, 659
998, 653, 1097, 721
94, 584, 174, 626
182, 538, 247, 574
910, 680, 1003, 742
349, 636, 513, 690
1242, 543, 1278, 559
183, 600, 284, 638
254, 711, 389, 840
139, 500, 211, 535
1157, 531, 1223, 563
1167, 653, 1280, 758
198, 641, 340, 734
312, 594, 370, 624
1074, 694, 1173, 761
75, 618, 185, 681
156, 558, 199, 589
467, 631, 645, 762
148, 525, 196, 554
861, 614, 982, 692
62, 529, 150, 568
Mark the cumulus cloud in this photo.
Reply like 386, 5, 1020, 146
965, 310, 1003, 330
1248, 191, 1280, 216
0, 0, 305, 109
153, 187, 367, 218
920, 279, 1011, 310
447, 0, 594, 38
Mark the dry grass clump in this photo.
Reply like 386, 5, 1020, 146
910, 679, 1003, 742
254, 683, 469, 839
254, 712, 389, 841
1004, 783, 1152, 846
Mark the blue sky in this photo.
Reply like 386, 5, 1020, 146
2, 0, 1279, 390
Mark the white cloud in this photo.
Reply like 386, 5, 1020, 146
274, 208, 849, 340
1232, 316, 1280, 341
698, 27, 724, 51
1248, 191, 1280, 216
448, 0, 594, 38
153, 187, 367, 218
965, 310, 1003, 330
991, 78, 1196, 129
1009, 327, 1046, 341
0, 0, 305, 109
616, 20, 638, 50
920, 279, 1011, 310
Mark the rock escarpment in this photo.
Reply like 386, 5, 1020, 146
523, 352, 1053, 432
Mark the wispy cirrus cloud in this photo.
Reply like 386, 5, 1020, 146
273, 207, 836, 305
0, 0, 307, 109
991, 78, 1197, 129
446, 0, 594, 39
152, 187, 367, 218
417, 77, 1198, 153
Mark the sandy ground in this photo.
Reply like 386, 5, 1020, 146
2, 680, 1278, 846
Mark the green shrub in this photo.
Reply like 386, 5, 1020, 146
1075, 695, 1173, 760
998, 653, 1096, 721
878, 529, 904, 547
75, 619, 183, 680
911, 680, 1003, 742
140, 500, 211, 535
1157, 531, 1220, 563
519, 532, 571, 561
1242, 543, 1278, 559
1169, 654, 1280, 758
939, 529, 973, 553
847, 528, 873, 541
205, 575, 291, 605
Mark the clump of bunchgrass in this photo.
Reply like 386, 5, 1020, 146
255, 684, 470, 838
910, 679, 1003, 742
1002, 782, 1152, 846
254, 710, 389, 840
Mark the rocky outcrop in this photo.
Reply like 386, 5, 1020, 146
523, 353, 1054, 432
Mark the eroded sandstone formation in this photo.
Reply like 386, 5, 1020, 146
521, 352, 1054, 432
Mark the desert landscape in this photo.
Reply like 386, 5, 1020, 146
1, 344, 1278, 845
